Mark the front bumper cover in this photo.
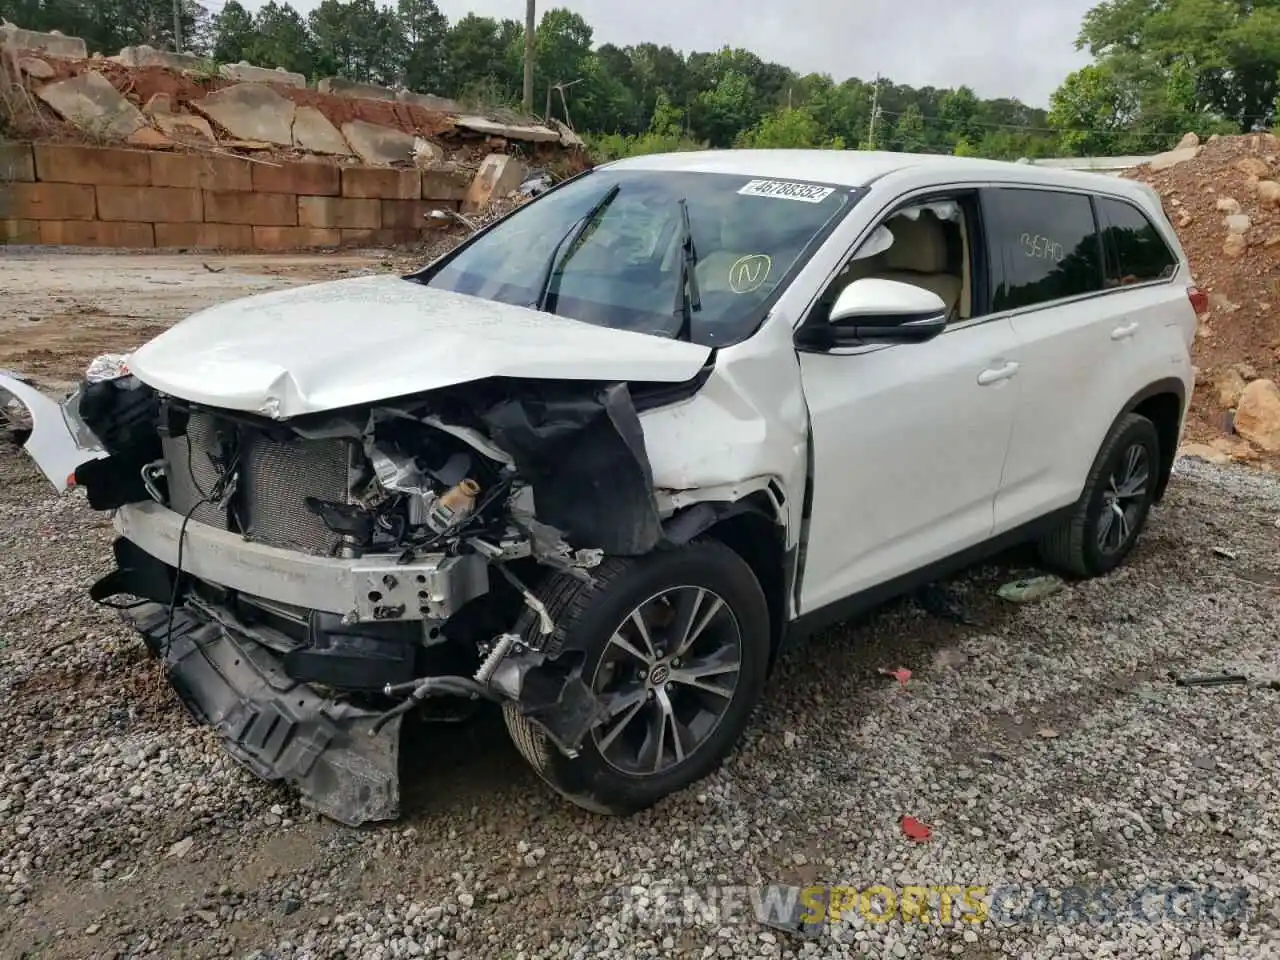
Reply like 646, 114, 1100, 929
126, 601, 402, 826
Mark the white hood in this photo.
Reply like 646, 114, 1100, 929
128, 275, 712, 419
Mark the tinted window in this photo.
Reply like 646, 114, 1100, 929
411, 169, 853, 347
1096, 196, 1177, 286
985, 188, 1104, 311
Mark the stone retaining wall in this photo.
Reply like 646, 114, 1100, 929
1, 143, 468, 250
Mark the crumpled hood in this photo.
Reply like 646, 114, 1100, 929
128, 275, 712, 419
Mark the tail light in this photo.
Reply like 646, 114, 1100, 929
1187, 285, 1209, 316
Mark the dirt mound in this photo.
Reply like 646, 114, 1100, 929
1125, 134, 1280, 466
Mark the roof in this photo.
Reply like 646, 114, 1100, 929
608, 149, 1157, 203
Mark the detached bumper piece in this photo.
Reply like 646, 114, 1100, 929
126, 601, 401, 827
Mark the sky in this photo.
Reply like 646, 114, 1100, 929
231, 0, 1098, 108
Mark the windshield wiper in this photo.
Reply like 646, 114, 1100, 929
532, 183, 621, 314
672, 198, 701, 342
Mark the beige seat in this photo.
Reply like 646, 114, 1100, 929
871, 214, 962, 319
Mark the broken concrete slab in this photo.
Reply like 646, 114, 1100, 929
341, 120, 416, 166
549, 118, 584, 148
143, 93, 171, 115
18, 56, 54, 79
219, 61, 306, 89
397, 90, 463, 113
463, 154, 528, 212
36, 71, 146, 141
319, 77, 395, 101
293, 106, 352, 156
113, 44, 209, 73
454, 115, 561, 143
192, 83, 296, 147
154, 111, 216, 145
0, 24, 87, 59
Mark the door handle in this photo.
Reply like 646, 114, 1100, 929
977, 361, 1020, 386
1111, 322, 1139, 341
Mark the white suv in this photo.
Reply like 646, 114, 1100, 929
1, 150, 1201, 825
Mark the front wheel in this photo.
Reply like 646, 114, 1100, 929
504, 540, 770, 815
1038, 412, 1160, 577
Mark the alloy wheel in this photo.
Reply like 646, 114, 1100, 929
1097, 441, 1150, 555
589, 586, 743, 776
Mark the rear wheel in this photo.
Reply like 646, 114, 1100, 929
504, 540, 770, 814
1038, 413, 1160, 577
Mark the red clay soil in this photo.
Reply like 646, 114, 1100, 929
1124, 134, 1280, 468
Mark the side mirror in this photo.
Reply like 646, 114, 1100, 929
800, 278, 948, 349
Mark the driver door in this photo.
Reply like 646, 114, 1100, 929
795, 192, 1023, 614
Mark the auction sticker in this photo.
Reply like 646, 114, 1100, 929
738, 179, 835, 203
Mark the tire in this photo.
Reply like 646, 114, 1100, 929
503, 539, 770, 815
1038, 413, 1160, 578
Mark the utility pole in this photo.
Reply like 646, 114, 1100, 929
867, 73, 881, 149
172, 0, 184, 53
522, 0, 536, 114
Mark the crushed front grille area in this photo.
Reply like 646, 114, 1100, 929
163, 410, 355, 556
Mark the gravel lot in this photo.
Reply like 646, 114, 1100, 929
2, 253, 1279, 960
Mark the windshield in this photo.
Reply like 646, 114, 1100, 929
412, 169, 855, 347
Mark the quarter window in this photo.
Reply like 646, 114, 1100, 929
1096, 196, 1177, 286
984, 188, 1104, 311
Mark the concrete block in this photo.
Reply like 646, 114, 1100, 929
381, 199, 440, 230
341, 228, 421, 246
36, 71, 147, 141
293, 106, 351, 156
97, 186, 202, 223
318, 78, 395, 101
298, 196, 381, 230
0, 143, 35, 183
38, 220, 154, 247
9, 183, 96, 220
253, 161, 341, 197
0, 24, 87, 59
113, 45, 209, 72
2, 219, 40, 243
151, 153, 252, 192
463, 154, 527, 212
421, 169, 470, 201
454, 115, 560, 143
34, 144, 150, 186
204, 190, 297, 226
219, 61, 306, 89
341, 120, 416, 166
19, 56, 54, 79
252, 226, 341, 250
192, 83, 296, 147
342, 167, 420, 200
155, 222, 254, 249
154, 112, 217, 144
397, 91, 462, 113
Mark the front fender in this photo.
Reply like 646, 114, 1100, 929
0, 372, 106, 491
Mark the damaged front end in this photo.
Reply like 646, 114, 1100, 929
2, 361, 676, 826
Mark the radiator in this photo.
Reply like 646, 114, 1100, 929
164, 411, 355, 556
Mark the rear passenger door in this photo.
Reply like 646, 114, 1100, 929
982, 187, 1122, 532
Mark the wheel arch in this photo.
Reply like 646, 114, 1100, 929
664, 491, 789, 668
1117, 377, 1186, 503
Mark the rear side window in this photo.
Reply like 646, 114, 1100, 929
1096, 196, 1178, 286
984, 188, 1104, 311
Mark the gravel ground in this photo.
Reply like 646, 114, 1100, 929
2, 436, 1278, 960
2, 254, 1279, 959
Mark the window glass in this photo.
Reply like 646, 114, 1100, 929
410, 169, 853, 347
1096, 196, 1177, 286
985, 188, 1103, 311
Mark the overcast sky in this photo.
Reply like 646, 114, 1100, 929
233, 0, 1095, 107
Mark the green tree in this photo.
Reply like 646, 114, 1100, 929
246, 1, 318, 77
737, 107, 823, 148
397, 0, 450, 93
210, 0, 254, 64
309, 0, 404, 85
890, 103, 928, 152
445, 14, 520, 101
690, 70, 758, 147
1048, 63, 1138, 155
